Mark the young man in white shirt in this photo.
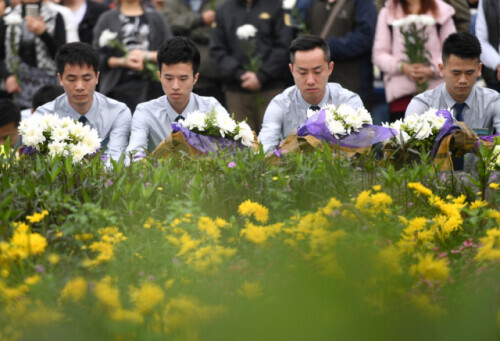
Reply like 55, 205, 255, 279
126, 36, 228, 160
35, 42, 131, 161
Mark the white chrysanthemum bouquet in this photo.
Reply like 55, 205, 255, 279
19, 114, 101, 163
384, 108, 447, 151
306, 104, 373, 138
179, 109, 254, 147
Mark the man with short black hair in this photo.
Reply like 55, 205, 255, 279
258, 34, 363, 153
126, 36, 228, 159
34, 42, 131, 161
0, 98, 21, 147
405, 32, 500, 134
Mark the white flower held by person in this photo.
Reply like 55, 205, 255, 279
236, 24, 258, 40
98, 29, 118, 48
282, 0, 297, 10
4, 13, 22, 26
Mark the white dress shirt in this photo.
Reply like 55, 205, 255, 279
125, 93, 228, 159
258, 83, 364, 153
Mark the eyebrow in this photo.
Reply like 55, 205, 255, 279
66, 73, 93, 77
297, 66, 324, 71
163, 73, 189, 77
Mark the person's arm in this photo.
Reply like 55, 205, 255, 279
106, 106, 132, 161
125, 106, 151, 161
36, 13, 66, 58
372, 8, 401, 76
209, 8, 246, 82
256, 7, 293, 86
258, 97, 285, 153
476, 0, 500, 70
326, 0, 377, 61
404, 97, 430, 117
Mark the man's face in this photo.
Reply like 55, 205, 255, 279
0, 122, 19, 146
439, 54, 481, 103
159, 62, 199, 111
58, 63, 99, 113
289, 47, 333, 105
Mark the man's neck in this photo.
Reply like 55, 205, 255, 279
167, 95, 190, 115
72, 97, 94, 115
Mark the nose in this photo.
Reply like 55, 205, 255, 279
306, 73, 315, 86
458, 73, 467, 84
172, 78, 180, 90
75, 79, 85, 90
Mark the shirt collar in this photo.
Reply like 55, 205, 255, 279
165, 94, 194, 122
64, 93, 98, 123
441, 84, 476, 109
297, 86, 330, 108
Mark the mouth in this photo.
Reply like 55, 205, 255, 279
74, 94, 87, 100
171, 93, 182, 99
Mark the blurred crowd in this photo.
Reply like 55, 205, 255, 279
0, 0, 497, 130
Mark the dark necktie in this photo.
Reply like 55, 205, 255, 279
453, 102, 465, 122
309, 105, 321, 112
174, 115, 184, 122
78, 115, 88, 125
452, 102, 466, 171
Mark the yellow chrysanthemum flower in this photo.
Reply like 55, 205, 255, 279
408, 182, 433, 197
132, 282, 165, 314
237, 281, 263, 299
26, 210, 49, 224
489, 183, 499, 190
238, 200, 269, 223
94, 277, 121, 310
470, 200, 488, 210
60, 277, 87, 303
410, 253, 450, 284
475, 228, 500, 262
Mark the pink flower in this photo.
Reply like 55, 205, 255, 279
228, 161, 236, 168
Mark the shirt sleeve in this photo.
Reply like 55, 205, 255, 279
476, 0, 500, 70
258, 97, 285, 153
405, 96, 430, 117
106, 105, 131, 160
125, 105, 151, 160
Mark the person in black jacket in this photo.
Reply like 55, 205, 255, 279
209, 0, 293, 133
62, 0, 108, 44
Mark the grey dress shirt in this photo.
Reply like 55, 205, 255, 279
405, 83, 500, 134
258, 83, 364, 153
125, 93, 228, 159
34, 92, 132, 160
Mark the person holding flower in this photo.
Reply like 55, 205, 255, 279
92, 0, 172, 111
258, 34, 363, 153
0, 0, 66, 108
372, 0, 456, 122
209, 0, 293, 134
126, 37, 229, 161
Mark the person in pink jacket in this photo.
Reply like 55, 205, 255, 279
372, 0, 456, 122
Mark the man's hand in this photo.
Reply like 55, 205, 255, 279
5, 75, 21, 94
201, 10, 215, 26
240, 71, 261, 91
402, 63, 433, 84
125, 49, 146, 71
25, 16, 47, 36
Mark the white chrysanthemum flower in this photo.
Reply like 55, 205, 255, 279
236, 24, 258, 40
48, 141, 67, 157
282, 0, 296, 10
406, 14, 419, 25
182, 110, 207, 131
99, 29, 118, 48
51, 127, 70, 142
69, 144, 87, 163
215, 111, 237, 137
23, 127, 45, 147
326, 120, 346, 138
391, 18, 405, 28
235, 121, 254, 147
4, 13, 22, 26
419, 15, 436, 26
357, 108, 373, 124
306, 108, 317, 118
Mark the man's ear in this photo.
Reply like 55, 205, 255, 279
289, 63, 293, 74
328, 61, 334, 75
478, 62, 482, 78
193, 72, 199, 85
438, 63, 444, 78
57, 73, 63, 86
96, 71, 100, 85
